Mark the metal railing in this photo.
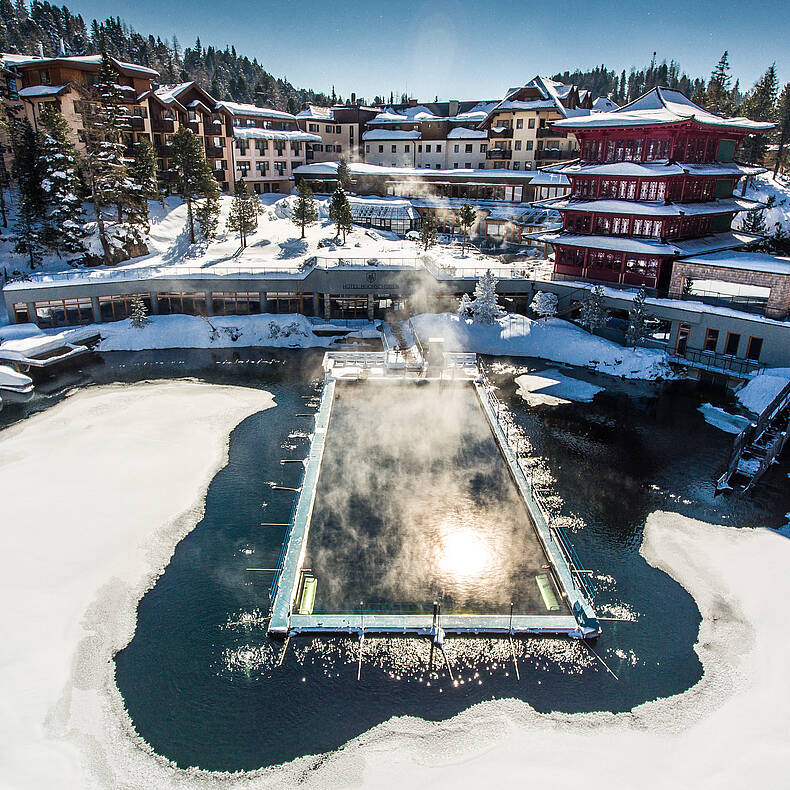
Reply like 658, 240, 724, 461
669, 346, 764, 378
536, 127, 569, 139
680, 289, 770, 317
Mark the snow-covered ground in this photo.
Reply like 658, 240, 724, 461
412, 312, 673, 379
697, 403, 752, 434
1, 385, 788, 789
742, 172, 790, 234
97, 313, 378, 351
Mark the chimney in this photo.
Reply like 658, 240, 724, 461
449, 99, 459, 117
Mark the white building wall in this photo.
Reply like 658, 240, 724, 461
446, 137, 489, 170
364, 138, 418, 167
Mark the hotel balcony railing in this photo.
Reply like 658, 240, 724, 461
536, 126, 568, 139
155, 143, 173, 158
486, 148, 512, 160
535, 148, 577, 161
186, 121, 201, 134
129, 116, 146, 132
488, 127, 514, 139
212, 168, 226, 180
680, 289, 770, 317
152, 118, 175, 133
205, 145, 225, 159
157, 170, 179, 183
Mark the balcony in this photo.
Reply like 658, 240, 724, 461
155, 143, 173, 158
157, 170, 178, 183
488, 127, 514, 139
212, 168, 226, 180
186, 121, 200, 134
486, 148, 512, 160
152, 118, 175, 133
535, 149, 577, 161
205, 145, 225, 159
129, 116, 146, 132
536, 126, 568, 139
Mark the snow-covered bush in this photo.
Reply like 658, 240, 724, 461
531, 291, 558, 321
457, 292, 472, 317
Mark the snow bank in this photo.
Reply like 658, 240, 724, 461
0, 382, 273, 789
412, 312, 673, 379
97, 313, 376, 352
736, 368, 790, 414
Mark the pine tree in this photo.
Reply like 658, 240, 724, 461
457, 203, 476, 257
130, 293, 148, 327
626, 287, 652, 347
468, 270, 505, 324
773, 82, 790, 177
579, 284, 607, 333
457, 292, 472, 317
11, 117, 45, 268
129, 137, 160, 203
740, 65, 778, 164
329, 185, 352, 243
741, 206, 768, 235
80, 47, 145, 262
36, 103, 88, 260
292, 179, 317, 238
336, 155, 351, 192
705, 52, 734, 116
226, 178, 260, 247
419, 211, 437, 251
170, 126, 220, 243
531, 291, 558, 322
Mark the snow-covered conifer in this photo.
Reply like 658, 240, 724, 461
130, 294, 149, 328
625, 286, 652, 347
469, 270, 505, 324
579, 284, 607, 333
531, 291, 558, 322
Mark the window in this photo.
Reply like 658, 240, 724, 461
379, 145, 383, 153
392, 145, 397, 153
418, 144, 422, 152
746, 337, 763, 361
258, 161, 269, 175
526, 140, 533, 150
454, 144, 459, 152
528, 118, 535, 129
335, 125, 342, 134
453, 162, 459, 168
463, 144, 471, 153
212, 292, 262, 316
480, 143, 487, 152
366, 144, 370, 153
308, 123, 319, 132
238, 161, 250, 176
436, 144, 442, 152
724, 332, 741, 357
425, 144, 432, 152
513, 161, 520, 170
6, 77, 17, 99
514, 140, 522, 151
478, 162, 484, 169
516, 119, 523, 129
404, 144, 410, 152
325, 125, 333, 132
39, 69, 50, 85
703, 328, 719, 353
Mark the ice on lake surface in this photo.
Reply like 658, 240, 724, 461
304, 381, 564, 615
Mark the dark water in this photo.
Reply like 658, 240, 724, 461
3, 350, 789, 772
306, 381, 563, 615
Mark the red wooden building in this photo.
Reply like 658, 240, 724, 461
537, 87, 773, 290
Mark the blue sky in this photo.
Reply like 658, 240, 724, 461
73, 0, 788, 101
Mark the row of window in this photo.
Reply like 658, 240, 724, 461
310, 144, 343, 152
581, 135, 735, 164
554, 247, 661, 280
307, 123, 343, 134
573, 176, 724, 203
237, 160, 301, 177
236, 140, 303, 155
564, 212, 715, 239
699, 327, 763, 360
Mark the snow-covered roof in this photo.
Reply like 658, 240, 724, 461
18, 84, 68, 97
297, 104, 334, 120
554, 87, 775, 132
547, 160, 767, 178
681, 250, 790, 275
233, 126, 321, 143
544, 196, 760, 216
528, 171, 571, 187
362, 129, 421, 140
219, 101, 297, 121
7, 54, 159, 77
348, 196, 419, 220
540, 229, 762, 256
592, 97, 619, 113
447, 127, 488, 139
155, 83, 195, 104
